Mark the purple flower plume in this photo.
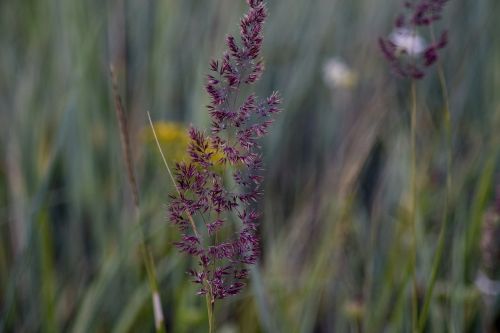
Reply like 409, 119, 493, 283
379, 0, 449, 79
168, 0, 281, 302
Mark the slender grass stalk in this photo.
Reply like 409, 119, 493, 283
205, 291, 214, 333
146, 112, 200, 238
379, 1, 451, 327
147, 112, 214, 332
110, 67, 166, 333
417, 26, 452, 331
409, 80, 419, 333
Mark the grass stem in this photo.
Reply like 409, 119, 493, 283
147, 111, 215, 332
110, 66, 166, 333
410, 79, 419, 333
417, 26, 452, 330
206, 293, 214, 333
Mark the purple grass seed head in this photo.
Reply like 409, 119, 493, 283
379, 0, 450, 79
168, 0, 281, 302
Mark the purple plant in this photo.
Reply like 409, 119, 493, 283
379, 0, 449, 79
168, 0, 281, 304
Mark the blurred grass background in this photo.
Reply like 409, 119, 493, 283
1, 0, 500, 332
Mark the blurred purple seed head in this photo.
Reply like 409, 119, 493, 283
379, 0, 449, 79
408, 0, 449, 26
168, 0, 281, 301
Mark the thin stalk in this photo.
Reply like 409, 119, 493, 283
417, 26, 452, 330
146, 112, 200, 239
147, 112, 215, 332
410, 80, 419, 333
206, 293, 214, 333
110, 66, 166, 333
138, 218, 166, 333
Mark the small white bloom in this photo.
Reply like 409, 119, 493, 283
389, 28, 426, 56
322, 58, 357, 89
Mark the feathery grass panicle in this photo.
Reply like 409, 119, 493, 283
167, 0, 281, 308
378, 0, 449, 79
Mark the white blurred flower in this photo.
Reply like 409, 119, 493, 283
322, 58, 357, 89
389, 28, 426, 56
475, 270, 500, 296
